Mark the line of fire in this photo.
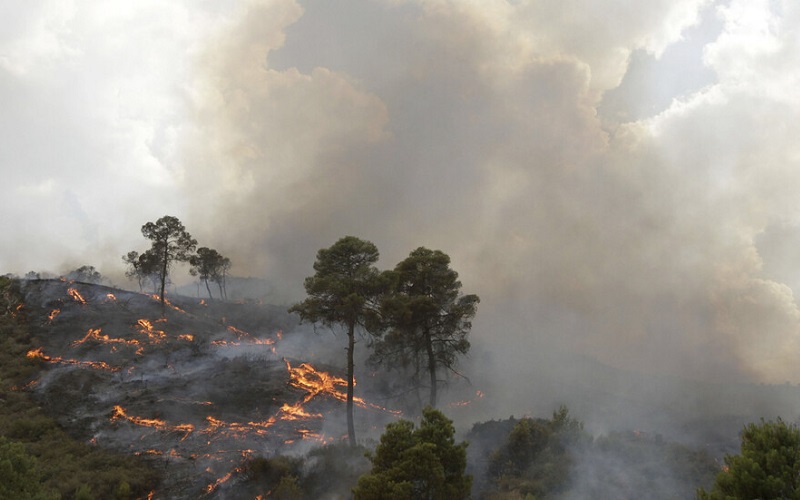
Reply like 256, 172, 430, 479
18, 280, 486, 497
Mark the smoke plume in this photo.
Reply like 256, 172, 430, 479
3, 0, 800, 402
178, 0, 800, 387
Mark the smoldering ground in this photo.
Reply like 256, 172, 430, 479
20, 279, 410, 497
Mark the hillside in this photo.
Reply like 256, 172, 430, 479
17, 279, 399, 498
12, 278, 800, 498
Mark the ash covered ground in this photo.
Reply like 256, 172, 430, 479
19, 279, 403, 498
19, 279, 800, 499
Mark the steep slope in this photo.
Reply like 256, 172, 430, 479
19, 279, 398, 498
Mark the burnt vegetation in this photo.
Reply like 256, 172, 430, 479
0, 274, 723, 499
0, 277, 159, 499
4, 228, 800, 498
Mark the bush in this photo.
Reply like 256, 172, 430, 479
0, 437, 59, 500
353, 407, 472, 500
698, 418, 800, 499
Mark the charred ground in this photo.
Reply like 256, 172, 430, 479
10, 278, 800, 499
17, 279, 399, 498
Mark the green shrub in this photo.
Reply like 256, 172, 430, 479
0, 437, 60, 500
74, 483, 94, 500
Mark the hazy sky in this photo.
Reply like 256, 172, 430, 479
3, 0, 800, 384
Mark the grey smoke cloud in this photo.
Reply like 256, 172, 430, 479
3, 0, 800, 389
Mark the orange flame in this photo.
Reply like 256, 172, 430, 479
285, 360, 349, 404
136, 449, 164, 456
447, 389, 486, 409
211, 326, 277, 347
71, 328, 143, 354
201, 415, 277, 439
279, 402, 322, 421
136, 319, 166, 341
10, 303, 23, 318
284, 360, 400, 415
27, 347, 120, 372
149, 294, 187, 314
205, 466, 244, 494
10, 379, 39, 392
111, 405, 195, 437
67, 288, 87, 304
48, 308, 61, 321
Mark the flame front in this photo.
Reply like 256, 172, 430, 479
67, 288, 87, 304
111, 405, 195, 437
27, 347, 120, 372
72, 328, 143, 354
136, 319, 166, 342
205, 466, 244, 494
286, 360, 349, 404
149, 294, 187, 314
212, 325, 276, 347
447, 389, 486, 409
285, 360, 401, 415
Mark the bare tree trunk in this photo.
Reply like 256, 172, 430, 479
347, 319, 357, 447
159, 244, 168, 307
425, 329, 437, 408
204, 279, 213, 299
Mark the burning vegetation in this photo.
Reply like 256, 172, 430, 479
7, 275, 775, 498
12, 279, 405, 497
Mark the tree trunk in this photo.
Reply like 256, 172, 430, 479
160, 244, 168, 307
347, 319, 357, 447
425, 328, 437, 408
205, 279, 213, 299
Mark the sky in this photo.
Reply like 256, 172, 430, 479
2, 0, 800, 386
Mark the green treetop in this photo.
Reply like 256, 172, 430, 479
353, 406, 472, 500
289, 236, 387, 447
698, 417, 800, 499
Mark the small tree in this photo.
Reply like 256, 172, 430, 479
140, 216, 196, 306
353, 406, 472, 499
486, 406, 587, 497
66, 265, 103, 284
697, 418, 800, 499
189, 247, 231, 300
373, 247, 479, 408
122, 250, 162, 293
0, 437, 59, 500
289, 236, 387, 446
212, 254, 231, 300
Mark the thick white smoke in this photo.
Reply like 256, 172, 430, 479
3, 0, 800, 389
176, 0, 800, 386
